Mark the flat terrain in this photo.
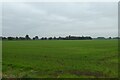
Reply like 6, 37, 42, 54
2, 40, 118, 78
0, 41, 2, 78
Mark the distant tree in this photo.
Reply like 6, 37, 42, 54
19, 37, 26, 40
32, 36, 39, 40
68, 35, 71, 38
33, 37, 35, 40
53, 37, 57, 40
35, 36, 39, 40
41, 37, 45, 40
113, 37, 120, 39
2, 37, 7, 40
97, 37, 105, 39
48, 37, 52, 40
15, 37, 19, 40
88, 37, 92, 40
7, 37, 15, 40
65, 36, 69, 40
44, 37, 47, 40
108, 37, 112, 39
25, 35, 31, 40
58, 36, 61, 40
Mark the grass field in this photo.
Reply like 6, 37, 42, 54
0, 41, 2, 78
2, 40, 118, 78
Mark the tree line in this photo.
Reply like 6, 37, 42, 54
1, 35, 92, 40
1, 35, 119, 40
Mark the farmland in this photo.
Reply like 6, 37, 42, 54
2, 40, 118, 78
0, 41, 2, 78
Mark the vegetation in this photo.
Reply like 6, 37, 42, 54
1, 35, 92, 40
0, 41, 2, 78
2, 40, 118, 78
1, 35, 119, 41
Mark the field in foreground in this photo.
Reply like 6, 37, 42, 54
2, 40, 118, 78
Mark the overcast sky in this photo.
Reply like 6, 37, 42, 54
2, 2, 118, 38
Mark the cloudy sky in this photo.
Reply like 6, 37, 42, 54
2, 2, 118, 38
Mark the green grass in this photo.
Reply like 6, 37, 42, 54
0, 41, 2, 78
2, 40, 118, 78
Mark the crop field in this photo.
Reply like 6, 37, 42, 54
2, 40, 118, 78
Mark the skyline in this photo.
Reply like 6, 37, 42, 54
2, 2, 118, 38
1, 34, 118, 38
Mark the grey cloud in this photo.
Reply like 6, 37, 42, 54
2, 2, 118, 38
